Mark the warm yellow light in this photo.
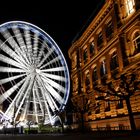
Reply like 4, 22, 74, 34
126, 0, 135, 15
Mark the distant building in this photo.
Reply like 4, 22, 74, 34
68, 0, 140, 131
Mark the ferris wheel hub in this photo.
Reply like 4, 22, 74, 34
35, 68, 41, 74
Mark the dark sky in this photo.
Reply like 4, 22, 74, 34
0, 0, 105, 69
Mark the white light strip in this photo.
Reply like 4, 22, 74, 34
37, 48, 54, 68
4, 75, 30, 117
36, 42, 46, 65
33, 34, 39, 63
24, 29, 33, 63
33, 87, 38, 123
0, 66, 25, 73
1, 29, 28, 66
37, 79, 52, 124
12, 27, 30, 64
0, 73, 26, 85
14, 75, 35, 121
34, 81, 44, 115
41, 66, 65, 72
40, 56, 61, 69
41, 72, 66, 82
38, 75, 63, 104
0, 77, 25, 104
0, 40, 28, 68
38, 78, 58, 112
0, 54, 27, 71
41, 73, 65, 93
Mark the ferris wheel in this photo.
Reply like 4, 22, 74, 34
0, 21, 70, 125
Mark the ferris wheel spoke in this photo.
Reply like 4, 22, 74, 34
41, 72, 66, 82
36, 77, 56, 112
0, 54, 27, 71
0, 29, 28, 65
36, 79, 53, 123
0, 77, 26, 104
41, 66, 65, 72
32, 88, 39, 123
0, 66, 26, 73
1, 29, 22, 54
42, 90, 56, 113
13, 75, 31, 107
0, 40, 28, 68
36, 42, 46, 65
44, 82, 63, 104
14, 75, 36, 121
20, 98, 30, 121
0, 73, 26, 85
4, 75, 31, 117
45, 91, 59, 111
40, 73, 65, 93
34, 82, 44, 113
37, 75, 63, 105
37, 48, 54, 68
40, 56, 61, 70
40, 89, 52, 123
12, 27, 30, 64
36, 76, 59, 119
40, 81, 60, 112
24, 29, 32, 63
32, 34, 39, 63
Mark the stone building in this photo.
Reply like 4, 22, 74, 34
68, 0, 140, 131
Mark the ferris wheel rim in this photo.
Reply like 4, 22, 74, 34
0, 21, 70, 125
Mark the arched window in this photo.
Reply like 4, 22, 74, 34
105, 101, 110, 112
92, 66, 98, 87
110, 51, 118, 71
105, 20, 114, 41
89, 41, 95, 57
85, 72, 90, 92
133, 31, 140, 55
97, 31, 103, 50
100, 59, 107, 77
83, 48, 88, 63
116, 100, 124, 109
92, 67, 98, 81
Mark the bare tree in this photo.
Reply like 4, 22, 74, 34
72, 94, 100, 132
94, 73, 140, 131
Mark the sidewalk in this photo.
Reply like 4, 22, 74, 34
0, 133, 140, 140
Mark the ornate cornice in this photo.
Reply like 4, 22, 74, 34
68, 0, 114, 57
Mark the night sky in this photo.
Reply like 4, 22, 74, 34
0, 0, 105, 69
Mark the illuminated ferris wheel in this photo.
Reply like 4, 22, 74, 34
0, 21, 70, 126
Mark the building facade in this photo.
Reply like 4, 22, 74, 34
68, 0, 140, 131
